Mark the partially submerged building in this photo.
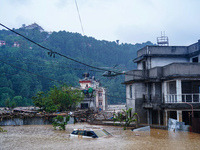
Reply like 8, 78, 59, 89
79, 73, 107, 111
123, 40, 200, 126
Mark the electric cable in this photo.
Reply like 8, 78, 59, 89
75, 0, 85, 36
0, 23, 153, 79
0, 59, 130, 102
0, 23, 108, 72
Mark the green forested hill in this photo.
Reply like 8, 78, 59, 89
0, 26, 153, 106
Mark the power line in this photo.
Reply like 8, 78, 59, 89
0, 23, 151, 79
0, 59, 130, 101
0, 23, 109, 72
75, 0, 85, 36
0, 60, 129, 101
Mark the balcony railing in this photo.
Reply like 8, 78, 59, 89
165, 94, 200, 103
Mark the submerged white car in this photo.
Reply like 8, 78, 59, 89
70, 128, 111, 138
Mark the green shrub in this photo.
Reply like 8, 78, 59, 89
52, 115, 70, 130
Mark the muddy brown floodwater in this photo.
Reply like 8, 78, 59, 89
1, 123, 200, 150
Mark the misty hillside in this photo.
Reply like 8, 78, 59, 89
0, 24, 153, 106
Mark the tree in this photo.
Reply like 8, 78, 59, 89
48, 85, 84, 111
32, 85, 84, 112
13, 96, 23, 106
113, 108, 137, 130
52, 115, 70, 130
10, 101, 17, 109
4, 97, 17, 109
4, 98, 10, 108
32, 91, 47, 110
0, 27, 153, 106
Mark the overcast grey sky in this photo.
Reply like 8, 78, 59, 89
1, 0, 200, 45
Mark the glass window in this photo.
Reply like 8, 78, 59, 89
86, 131, 95, 136
71, 130, 78, 135
77, 131, 85, 135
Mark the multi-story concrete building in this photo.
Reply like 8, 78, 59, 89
79, 73, 107, 111
123, 40, 200, 126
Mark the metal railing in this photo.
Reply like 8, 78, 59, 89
165, 93, 200, 103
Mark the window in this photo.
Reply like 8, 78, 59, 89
86, 131, 95, 137
142, 61, 146, 70
130, 85, 132, 98
99, 102, 102, 106
98, 93, 102, 97
192, 57, 198, 62
81, 103, 88, 109
78, 131, 85, 135
71, 130, 78, 135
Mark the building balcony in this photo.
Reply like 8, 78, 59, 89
165, 94, 200, 103
124, 70, 144, 82
162, 63, 200, 78
124, 63, 200, 83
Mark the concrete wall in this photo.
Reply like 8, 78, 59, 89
125, 70, 144, 82
188, 42, 199, 53
150, 82, 162, 103
137, 46, 148, 57
137, 61, 144, 70
135, 98, 147, 124
137, 57, 188, 70
190, 54, 200, 62
137, 46, 188, 57
0, 117, 74, 126
163, 63, 200, 77
150, 57, 189, 69
126, 84, 135, 111
126, 82, 147, 123
148, 46, 188, 55
149, 67, 163, 78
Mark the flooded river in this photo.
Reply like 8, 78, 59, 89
1, 123, 200, 150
